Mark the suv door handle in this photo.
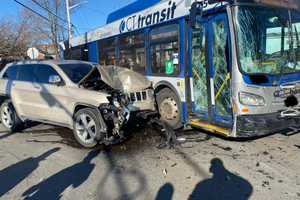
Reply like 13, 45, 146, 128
34, 85, 41, 89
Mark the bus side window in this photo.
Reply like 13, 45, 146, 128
99, 38, 117, 65
64, 45, 88, 61
119, 32, 146, 74
150, 23, 179, 76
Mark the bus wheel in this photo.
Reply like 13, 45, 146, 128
156, 88, 182, 130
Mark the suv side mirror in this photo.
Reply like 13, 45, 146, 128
49, 75, 63, 86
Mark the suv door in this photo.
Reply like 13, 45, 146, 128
11, 65, 40, 118
33, 64, 70, 125
0, 64, 18, 95
0, 65, 21, 115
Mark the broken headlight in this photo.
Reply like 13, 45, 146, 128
119, 93, 130, 106
112, 99, 121, 108
107, 91, 130, 108
239, 92, 265, 106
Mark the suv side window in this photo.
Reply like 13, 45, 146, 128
2, 65, 18, 80
18, 65, 35, 82
34, 64, 60, 84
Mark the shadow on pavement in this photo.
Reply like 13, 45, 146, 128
0, 148, 60, 197
0, 131, 14, 140
175, 147, 209, 178
22, 149, 101, 200
97, 146, 147, 200
24, 126, 83, 149
188, 158, 253, 200
155, 183, 174, 200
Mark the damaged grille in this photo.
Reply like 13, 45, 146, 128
129, 90, 152, 102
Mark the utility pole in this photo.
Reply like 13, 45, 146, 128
65, 0, 88, 48
65, 0, 72, 47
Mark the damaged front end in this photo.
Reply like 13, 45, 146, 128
79, 64, 158, 144
97, 65, 156, 112
99, 91, 131, 144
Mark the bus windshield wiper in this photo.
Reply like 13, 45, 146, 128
294, 25, 300, 69
287, 11, 295, 63
278, 10, 296, 82
295, 25, 300, 49
287, 10, 298, 70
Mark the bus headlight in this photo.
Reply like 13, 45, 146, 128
239, 92, 265, 106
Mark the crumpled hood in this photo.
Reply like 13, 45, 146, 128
97, 65, 151, 92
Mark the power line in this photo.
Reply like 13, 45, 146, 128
31, 0, 76, 28
13, 0, 52, 24
13, 0, 70, 31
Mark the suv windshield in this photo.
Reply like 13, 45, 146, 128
58, 63, 93, 83
235, 6, 300, 75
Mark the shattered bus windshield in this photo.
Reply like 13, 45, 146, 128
235, 6, 300, 75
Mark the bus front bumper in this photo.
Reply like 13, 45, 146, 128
236, 113, 300, 137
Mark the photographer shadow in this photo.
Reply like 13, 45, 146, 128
188, 158, 253, 200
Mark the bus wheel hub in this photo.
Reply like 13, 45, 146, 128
159, 98, 178, 120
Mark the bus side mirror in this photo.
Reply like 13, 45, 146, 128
190, 2, 204, 28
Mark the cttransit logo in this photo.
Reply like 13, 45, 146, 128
119, 1, 177, 33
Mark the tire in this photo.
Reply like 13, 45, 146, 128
73, 108, 102, 148
0, 100, 22, 132
156, 88, 182, 130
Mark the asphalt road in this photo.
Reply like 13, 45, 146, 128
0, 123, 300, 200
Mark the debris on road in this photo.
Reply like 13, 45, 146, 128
262, 180, 270, 187
163, 168, 168, 177
171, 163, 177, 168
212, 143, 233, 151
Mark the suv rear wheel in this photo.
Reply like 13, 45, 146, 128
0, 100, 22, 132
73, 108, 101, 148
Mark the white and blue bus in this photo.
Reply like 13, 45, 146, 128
63, 0, 300, 138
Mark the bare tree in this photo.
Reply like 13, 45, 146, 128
25, 0, 67, 56
0, 11, 35, 58
0, 0, 68, 59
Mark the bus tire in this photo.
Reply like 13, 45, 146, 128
156, 88, 182, 130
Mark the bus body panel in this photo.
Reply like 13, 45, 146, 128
87, 41, 99, 63
63, 0, 300, 138
148, 76, 188, 123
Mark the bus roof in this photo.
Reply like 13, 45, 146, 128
106, 0, 161, 24
68, 0, 227, 47
67, 0, 299, 49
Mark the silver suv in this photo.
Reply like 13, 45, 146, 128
0, 60, 156, 147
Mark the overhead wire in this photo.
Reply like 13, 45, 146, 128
31, 0, 80, 36
13, 0, 70, 31
31, 0, 70, 25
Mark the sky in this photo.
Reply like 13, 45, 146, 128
0, 0, 136, 35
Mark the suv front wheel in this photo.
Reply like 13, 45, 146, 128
73, 108, 102, 148
0, 100, 22, 132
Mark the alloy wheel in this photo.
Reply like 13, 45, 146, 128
75, 113, 97, 144
1, 105, 14, 129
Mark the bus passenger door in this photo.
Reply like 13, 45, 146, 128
210, 13, 232, 125
190, 19, 210, 120
190, 13, 232, 127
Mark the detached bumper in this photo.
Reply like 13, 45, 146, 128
236, 113, 300, 137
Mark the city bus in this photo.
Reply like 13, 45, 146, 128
62, 0, 300, 138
